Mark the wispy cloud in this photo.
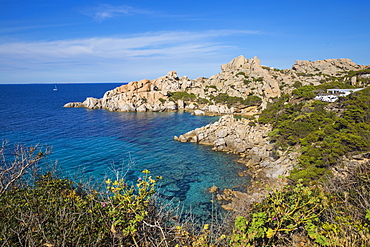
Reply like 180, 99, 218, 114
82, 4, 153, 22
0, 29, 261, 82
0, 30, 258, 58
0, 23, 80, 35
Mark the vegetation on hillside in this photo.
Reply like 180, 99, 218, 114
167, 91, 262, 108
210, 93, 262, 107
259, 83, 370, 183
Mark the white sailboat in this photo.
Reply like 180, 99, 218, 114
53, 85, 58, 91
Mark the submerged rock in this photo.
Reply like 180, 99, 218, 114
208, 186, 218, 193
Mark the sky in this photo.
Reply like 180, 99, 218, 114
0, 0, 369, 84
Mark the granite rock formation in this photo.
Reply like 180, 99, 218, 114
64, 55, 367, 115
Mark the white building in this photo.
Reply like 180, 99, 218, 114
314, 88, 365, 102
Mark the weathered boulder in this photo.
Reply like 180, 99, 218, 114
193, 110, 205, 116
83, 97, 101, 109
136, 104, 147, 112
119, 103, 136, 112
221, 55, 248, 72
185, 103, 197, 110
165, 101, 177, 111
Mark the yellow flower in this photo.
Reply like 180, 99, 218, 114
142, 169, 150, 174
105, 179, 112, 184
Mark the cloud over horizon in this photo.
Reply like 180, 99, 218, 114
0, 29, 260, 83
1, 0, 369, 83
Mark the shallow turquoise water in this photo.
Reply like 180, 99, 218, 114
0, 83, 250, 218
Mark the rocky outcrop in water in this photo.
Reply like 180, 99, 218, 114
64, 71, 183, 112
64, 55, 367, 115
174, 115, 297, 179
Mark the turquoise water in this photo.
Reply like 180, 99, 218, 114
0, 83, 249, 218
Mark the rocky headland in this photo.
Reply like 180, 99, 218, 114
64, 55, 366, 115
64, 55, 369, 211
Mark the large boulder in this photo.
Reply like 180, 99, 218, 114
119, 103, 136, 112
83, 97, 101, 109
136, 104, 147, 112
221, 55, 248, 72
165, 101, 177, 111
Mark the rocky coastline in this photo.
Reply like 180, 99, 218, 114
174, 114, 299, 210
64, 55, 368, 211
64, 55, 366, 115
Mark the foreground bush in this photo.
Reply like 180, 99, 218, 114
1, 142, 369, 246
0, 143, 228, 246
0, 172, 112, 245
230, 161, 370, 247
0, 170, 164, 246
230, 182, 329, 246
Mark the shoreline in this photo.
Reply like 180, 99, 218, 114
62, 55, 368, 213
174, 114, 299, 212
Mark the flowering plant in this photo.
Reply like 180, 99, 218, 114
105, 169, 160, 245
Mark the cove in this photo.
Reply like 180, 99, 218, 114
0, 83, 250, 218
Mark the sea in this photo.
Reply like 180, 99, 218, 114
0, 83, 250, 219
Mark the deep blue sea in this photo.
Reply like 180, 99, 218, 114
0, 83, 249, 218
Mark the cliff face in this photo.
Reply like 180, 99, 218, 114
64, 55, 367, 114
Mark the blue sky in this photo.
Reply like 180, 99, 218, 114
0, 0, 369, 84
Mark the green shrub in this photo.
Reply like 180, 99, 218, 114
229, 181, 329, 246
0, 167, 164, 246
243, 79, 251, 85
197, 97, 211, 104
252, 77, 264, 83
235, 72, 246, 77
105, 169, 159, 245
210, 93, 262, 107
0, 172, 112, 246
293, 81, 302, 89
205, 85, 218, 90
292, 85, 316, 99
168, 91, 197, 102
244, 95, 262, 106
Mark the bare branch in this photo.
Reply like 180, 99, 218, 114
0, 141, 50, 194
